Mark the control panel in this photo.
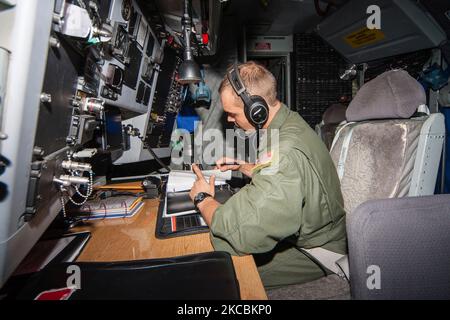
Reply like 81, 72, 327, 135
146, 46, 185, 149
97, 0, 162, 114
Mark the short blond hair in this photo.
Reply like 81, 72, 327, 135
219, 61, 278, 107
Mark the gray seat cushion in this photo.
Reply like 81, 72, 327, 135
346, 69, 426, 122
330, 118, 426, 214
267, 275, 350, 300
347, 195, 450, 300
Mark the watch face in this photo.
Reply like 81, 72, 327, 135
195, 193, 211, 207
195, 193, 206, 202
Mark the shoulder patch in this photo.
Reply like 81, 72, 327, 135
252, 151, 280, 176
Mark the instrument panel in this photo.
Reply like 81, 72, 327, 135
28, 0, 187, 215
98, 0, 162, 114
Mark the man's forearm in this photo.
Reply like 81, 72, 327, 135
239, 163, 255, 178
197, 197, 220, 226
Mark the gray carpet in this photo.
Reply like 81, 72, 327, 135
267, 275, 351, 300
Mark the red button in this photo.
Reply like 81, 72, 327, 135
202, 33, 209, 45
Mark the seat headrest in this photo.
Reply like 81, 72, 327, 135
346, 70, 426, 122
323, 103, 347, 125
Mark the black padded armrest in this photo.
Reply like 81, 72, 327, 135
15, 252, 241, 300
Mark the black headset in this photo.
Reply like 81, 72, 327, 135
227, 62, 269, 130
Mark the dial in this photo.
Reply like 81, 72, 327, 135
121, 0, 132, 21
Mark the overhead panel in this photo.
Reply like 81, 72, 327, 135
317, 0, 447, 63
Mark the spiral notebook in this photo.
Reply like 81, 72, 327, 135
73, 196, 144, 220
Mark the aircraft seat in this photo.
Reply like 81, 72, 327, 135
347, 195, 450, 300
327, 69, 445, 282
315, 103, 347, 150
268, 69, 445, 300
330, 69, 445, 214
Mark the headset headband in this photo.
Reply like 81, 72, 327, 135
227, 62, 254, 108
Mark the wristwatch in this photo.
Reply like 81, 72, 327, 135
194, 192, 212, 209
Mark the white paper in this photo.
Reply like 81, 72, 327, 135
166, 169, 232, 193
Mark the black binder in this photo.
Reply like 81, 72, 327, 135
15, 252, 241, 300
156, 177, 234, 239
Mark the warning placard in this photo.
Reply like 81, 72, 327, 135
344, 27, 385, 49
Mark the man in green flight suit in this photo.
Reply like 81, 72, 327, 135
189, 61, 347, 288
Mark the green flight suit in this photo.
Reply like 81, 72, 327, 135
210, 104, 347, 288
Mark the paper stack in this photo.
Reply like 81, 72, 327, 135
166, 169, 232, 193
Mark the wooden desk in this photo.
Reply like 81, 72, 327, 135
72, 199, 267, 300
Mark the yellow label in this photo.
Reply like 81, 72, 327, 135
344, 27, 385, 49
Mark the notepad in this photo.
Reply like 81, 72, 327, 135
166, 169, 232, 193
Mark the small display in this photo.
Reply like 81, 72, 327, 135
136, 17, 148, 49
141, 57, 154, 84
112, 24, 131, 64
105, 64, 124, 93
123, 42, 142, 90
143, 85, 152, 106
146, 33, 155, 57
83, 51, 101, 96
103, 107, 123, 152
128, 9, 139, 36
136, 81, 145, 103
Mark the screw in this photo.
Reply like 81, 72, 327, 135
72, 99, 82, 108
49, 36, 60, 49
40, 93, 52, 103
66, 136, 76, 145
52, 13, 62, 26
33, 146, 45, 157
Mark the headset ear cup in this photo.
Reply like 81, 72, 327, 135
246, 96, 269, 128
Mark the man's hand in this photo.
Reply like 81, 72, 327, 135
189, 164, 216, 202
215, 157, 255, 178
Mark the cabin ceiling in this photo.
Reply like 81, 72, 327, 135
154, 0, 351, 36
225, 0, 326, 35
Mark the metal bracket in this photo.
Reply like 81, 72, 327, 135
24, 161, 43, 222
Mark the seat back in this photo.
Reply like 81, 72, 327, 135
316, 103, 347, 150
330, 70, 444, 214
347, 196, 450, 300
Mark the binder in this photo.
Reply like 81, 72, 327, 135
155, 177, 234, 239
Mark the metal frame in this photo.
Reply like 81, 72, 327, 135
409, 113, 446, 196
0, 0, 55, 287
